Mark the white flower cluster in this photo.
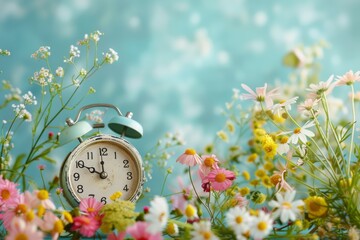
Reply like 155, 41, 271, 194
12, 104, 32, 122
86, 110, 104, 123
103, 48, 119, 64
22, 91, 37, 105
55, 67, 64, 77
78, 30, 104, 45
31, 46, 51, 60
64, 45, 80, 63
32, 67, 53, 86
0, 49, 11, 56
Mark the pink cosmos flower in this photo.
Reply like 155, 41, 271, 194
0, 176, 20, 210
80, 197, 104, 217
297, 98, 320, 113
241, 83, 279, 109
5, 218, 43, 240
176, 148, 202, 167
199, 154, 220, 176
205, 168, 236, 191
126, 221, 163, 240
1, 193, 30, 230
107, 231, 126, 240
71, 215, 101, 237
336, 70, 360, 86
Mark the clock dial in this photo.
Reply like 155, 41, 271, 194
62, 135, 143, 206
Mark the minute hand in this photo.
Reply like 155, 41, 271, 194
99, 149, 108, 179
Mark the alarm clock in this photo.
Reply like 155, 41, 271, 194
59, 103, 144, 207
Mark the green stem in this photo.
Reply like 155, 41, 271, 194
160, 172, 170, 196
348, 85, 356, 176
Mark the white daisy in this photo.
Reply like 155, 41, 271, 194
191, 221, 219, 240
306, 74, 336, 99
282, 121, 315, 145
249, 210, 273, 239
271, 96, 299, 116
226, 206, 253, 235
144, 196, 169, 234
268, 190, 304, 224
241, 83, 279, 109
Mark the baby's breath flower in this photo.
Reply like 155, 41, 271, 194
90, 30, 103, 42
0, 49, 11, 56
64, 45, 80, 63
55, 67, 64, 77
103, 48, 119, 64
88, 87, 96, 94
80, 68, 87, 77
31, 46, 51, 59
31, 67, 53, 86
22, 91, 37, 105
72, 79, 80, 87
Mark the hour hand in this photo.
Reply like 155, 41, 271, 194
83, 165, 101, 175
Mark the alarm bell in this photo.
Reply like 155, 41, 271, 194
59, 103, 143, 145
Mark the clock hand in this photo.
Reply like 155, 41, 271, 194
99, 148, 108, 179
82, 164, 101, 175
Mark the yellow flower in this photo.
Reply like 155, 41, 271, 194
226, 121, 235, 133
273, 113, 286, 123
262, 135, 277, 160
100, 200, 138, 233
166, 222, 179, 236
110, 191, 123, 201
304, 196, 328, 219
247, 153, 258, 163
261, 176, 273, 188
242, 171, 251, 181
263, 161, 274, 171
239, 187, 250, 196
255, 169, 266, 178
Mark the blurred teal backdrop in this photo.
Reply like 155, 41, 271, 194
1, 0, 360, 196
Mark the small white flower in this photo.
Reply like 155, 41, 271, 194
226, 206, 252, 235
22, 91, 37, 105
271, 96, 299, 116
297, 98, 320, 113
80, 68, 87, 77
281, 121, 315, 145
144, 196, 169, 234
90, 30, 103, 42
72, 79, 80, 87
268, 190, 304, 224
64, 45, 80, 63
241, 83, 279, 109
191, 221, 219, 240
55, 67, 64, 77
31, 46, 50, 59
249, 210, 273, 239
103, 48, 119, 64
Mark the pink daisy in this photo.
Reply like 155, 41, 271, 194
1, 193, 30, 230
0, 177, 20, 209
206, 168, 236, 191
71, 215, 101, 237
176, 148, 202, 167
80, 197, 104, 217
5, 218, 43, 240
336, 70, 360, 86
306, 75, 336, 99
199, 154, 220, 176
126, 221, 163, 240
38, 211, 63, 239
241, 83, 279, 109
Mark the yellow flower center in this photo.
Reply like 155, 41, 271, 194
235, 216, 243, 224
270, 174, 282, 186
1, 189, 10, 200
166, 223, 177, 235
87, 207, 95, 213
37, 190, 49, 200
280, 136, 289, 144
257, 221, 268, 231
185, 204, 196, 218
37, 205, 45, 217
264, 145, 274, 153
63, 211, 73, 223
53, 220, 64, 233
15, 233, 28, 240
185, 148, 196, 155
15, 204, 27, 215
204, 157, 215, 167
294, 128, 301, 134
203, 231, 212, 239
309, 201, 321, 211
25, 210, 35, 221
215, 173, 226, 183
282, 201, 292, 209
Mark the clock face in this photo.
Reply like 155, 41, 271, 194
61, 135, 143, 206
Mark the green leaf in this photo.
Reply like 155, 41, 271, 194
8, 153, 26, 180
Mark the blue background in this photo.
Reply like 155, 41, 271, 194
1, 0, 360, 198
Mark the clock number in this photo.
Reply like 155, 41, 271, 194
77, 185, 84, 193
87, 152, 94, 160
73, 172, 80, 181
123, 159, 129, 168
100, 147, 108, 156
76, 160, 84, 168
101, 197, 107, 204
88, 194, 95, 198
127, 172, 133, 180
123, 184, 129, 192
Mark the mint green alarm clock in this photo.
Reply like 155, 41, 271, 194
59, 103, 144, 207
